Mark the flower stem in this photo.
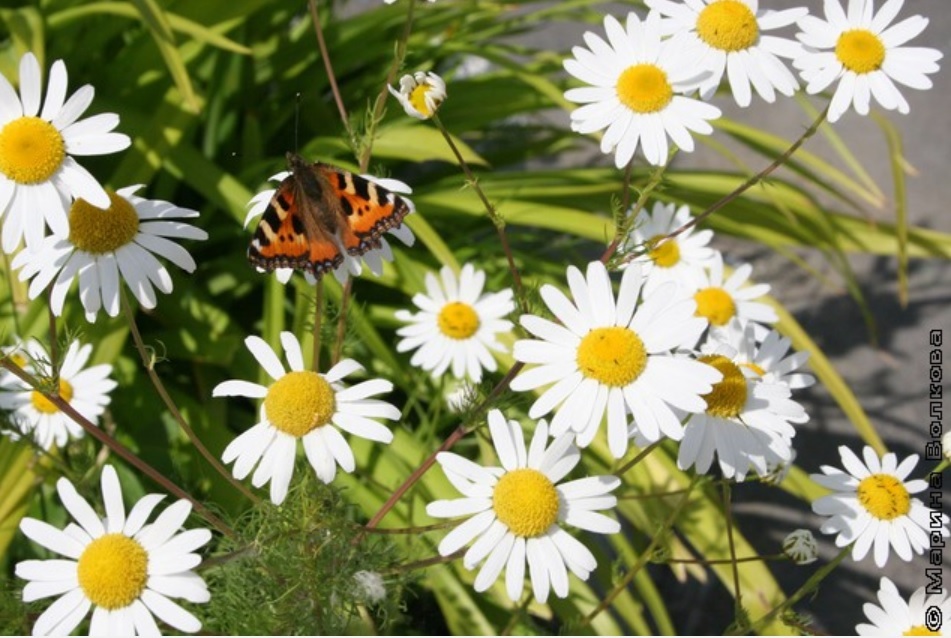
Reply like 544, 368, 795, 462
579, 475, 699, 627
364, 361, 525, 530
307, 0, 351, 138
637, 105, 830, 261
332, 277, 352, 366
431, 114, 528, 313
602, 160, 669, 265
0, 357, 235, 538
722, 481, 743, 615
359, 0, 416, 172
312, 280, 324, 371
120, 292, 260, 505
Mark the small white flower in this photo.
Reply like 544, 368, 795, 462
0, 339, 116, 450
395, 264, 514, 382
794, 0, 943, 122
245, 172, 416, 285
563, 11, 721, 167
782, 529, 819, 565
214, 332, 400, 505
12, 186, 207, 322
647, 0, 807, 106
676, 327, 805, 480
387, 72, 446, 120
427, 410, 620, 604
690, 252, 777, 340
811, 445, 950, 568
621, 201, 716, 294
0, 52, 131, 253
943, 431, 951, 462
856, 576, 951, 636
15, 465, 211, 636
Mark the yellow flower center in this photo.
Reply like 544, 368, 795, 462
68, 191, 140, 254
410, 84, 435, 117
437, 301, 480, 340
699, 355, 747, 418
30, 379, 74, 414
492, 468, 559, 537
836, 29, 886, 74
741, 361, 766, 377
694, 287, 736, 326
264, 370, 336, 438
857, 473, 911, 521
576, 326, 647, 387
647, 234, 681, 268
0, 116, 66, 184
616, 64, 673, 114
696, 0, 759, 52
77, 533, 149, 610
903, 626, 939, 636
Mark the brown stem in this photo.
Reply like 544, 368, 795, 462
635, 105, 830, 262
120, 292, 260, 505
308, 0, 350, 136
364, 361, 525, 530
0, 357, 235, 538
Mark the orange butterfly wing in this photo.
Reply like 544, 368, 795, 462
315, 165, 411, 256
248, 155, 411, 279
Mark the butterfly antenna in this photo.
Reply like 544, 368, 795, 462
294, 92, 302, 154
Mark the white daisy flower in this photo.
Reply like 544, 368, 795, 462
782, 529, 819, 565
690, 252, 777, 340
0, 339, 116, 450
620, 201, 716, 294
794, 0, 943, 123
676, 329, 805, 480
647, 0, 807, 106
214, 331, 400, 505
11, 186, 207, 322
511, 260, 720, 458
426, 410, 620, 604
244, 171, 416, 285
387, 71, 447, 120
563, 11, 721, 167
395, 264, 515, 383
856, 576, 950, 636
706, 318, 814, 394
811, 445, 950, 568
0, 52, 131, 253
14, 465, 211, 636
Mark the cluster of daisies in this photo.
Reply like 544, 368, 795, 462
2, 0, 948, 635
563, 0, 942, 167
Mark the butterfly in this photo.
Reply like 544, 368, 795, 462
248, 152, 411, 279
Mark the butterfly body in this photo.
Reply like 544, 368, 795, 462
248, 152, 410, 278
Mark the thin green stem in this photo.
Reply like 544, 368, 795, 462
722, 482, 743, 614
431, 114, 528, 313
0, 357, 235, 538
120, 291, 260, 505
614, 440, 661, 476
359, 0, 416, 172
332, 277, 352, 366
312, 280, 324, 371
579, 475, 699, 628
